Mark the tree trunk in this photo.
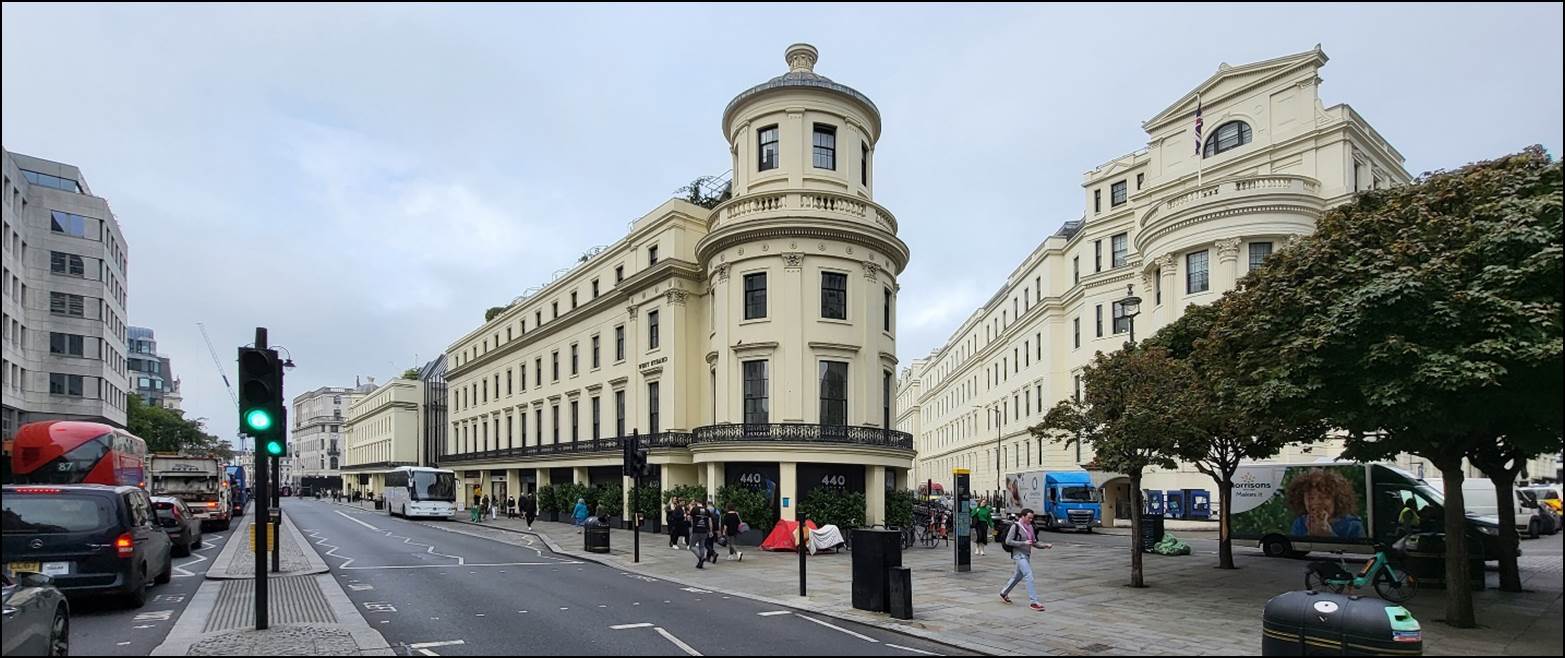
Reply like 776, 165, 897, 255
1437, 461, 1476, 628
1490, 468, 1523, 592
1218, 476, 1236, 569
1130, 473, 1145, 588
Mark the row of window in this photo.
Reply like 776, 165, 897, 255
755, 122, 870, 186
20, 169, 83, 194
1088, 122, 1253, 216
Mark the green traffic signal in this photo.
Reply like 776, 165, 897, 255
245, 408, 274, 432
265, 440, 284, 456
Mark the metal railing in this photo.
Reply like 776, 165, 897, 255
442, 432, 692, 463
690, 423, 914, 450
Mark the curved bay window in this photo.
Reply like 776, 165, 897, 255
1202, 120, 1252, 158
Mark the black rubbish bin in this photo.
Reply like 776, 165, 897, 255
887, 566, 913, 620
1140, 514, 1165, 552
851, 528, 903, 613
584, 525, 611, 553
1261, 590, 1423, 656
373, 498, 384, 511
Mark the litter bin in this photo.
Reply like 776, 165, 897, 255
1185, 489, 1212, 520
584, 525, 611, 553
373, 498, 384, 510
851, 528, 903, 613
1164, 490, 1186, 519
1262, 590, 1422, 656
1140, 513, 1165, 552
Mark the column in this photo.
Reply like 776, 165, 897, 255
865, 466, 887, 526
622, 474, 635, 520
573, 466, 588, 486
705, 462, 723, 501
711, 263, 731, 425
1214, 237, 1242, 294
782, 252, 806, 421
780, 461, 798, 522
479, 469, 490, 503
1157, 254, 1178, 326
506, 469, 521, 508
859, 261, 880, 426
536, 467, 551, 489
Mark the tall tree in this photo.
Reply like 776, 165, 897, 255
127, 394, 230, 457
1033, 344, 1201, 587
1468, 425, 1560, 591
1146, 303, 1327, 569
1212, 147, 1563, 627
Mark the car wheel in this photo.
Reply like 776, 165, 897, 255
1528, 519, 1540, 539
193, 532, 203, 550
126, 564, 148, 608
174, 537, 191, 558
1262, 536, 1291, 558
219, 518, 232, 531
155, 557, 173, 585
50, 604, 69, 657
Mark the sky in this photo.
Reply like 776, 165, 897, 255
3, 3, 1561, 447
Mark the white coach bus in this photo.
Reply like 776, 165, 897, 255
383, 466, 458, 519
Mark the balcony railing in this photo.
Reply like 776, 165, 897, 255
690, 423, 914, 450
442, 432, 692, 463
709, 189, 898, 234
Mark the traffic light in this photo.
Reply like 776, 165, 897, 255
237, 346, 285, 457
622, 435, 650, 478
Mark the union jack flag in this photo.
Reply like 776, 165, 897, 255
1194, 98, 1204, 155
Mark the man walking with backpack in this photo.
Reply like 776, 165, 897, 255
999, 508, 1053, 611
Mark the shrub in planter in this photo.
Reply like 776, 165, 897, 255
799, 488, 865, 531
885, 489, 916, 529
538, 484, 559, 516
634, 485, 663, 531
716, 485, 777, 538
595, 482, 623, 522
661, 484, 708, 506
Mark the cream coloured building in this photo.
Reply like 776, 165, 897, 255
900, 47, 1432, 522
442, 44, 913, 524
341, 377, 423, 498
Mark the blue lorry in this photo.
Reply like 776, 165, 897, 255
1005, 470, 1103, 532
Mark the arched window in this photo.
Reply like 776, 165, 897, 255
1203, 121, 1252, 158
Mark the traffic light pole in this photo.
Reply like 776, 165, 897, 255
632, 430, 640, 564
270, 455, 281, 573
252, 327, 269, 630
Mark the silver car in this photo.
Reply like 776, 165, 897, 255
1, 570, 69, 656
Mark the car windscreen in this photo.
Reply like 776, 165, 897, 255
1061, 486, 1098, 502
3, 495, 113, 534
412, 471, 456, 502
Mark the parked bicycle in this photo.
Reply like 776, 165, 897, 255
1304, 542, 1417, 603
921, 510, 951, 548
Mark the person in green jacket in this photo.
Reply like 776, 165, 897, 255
973, 501, 994, 556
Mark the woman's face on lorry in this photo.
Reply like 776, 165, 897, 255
1305, 487, 1335, 517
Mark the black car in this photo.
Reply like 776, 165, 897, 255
1, 484, 174, 608
151, 497, 203, 557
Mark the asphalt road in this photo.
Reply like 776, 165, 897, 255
69, 510, 242, 656
284, 498, 974, 657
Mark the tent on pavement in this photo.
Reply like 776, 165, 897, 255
761, 518, 820, 551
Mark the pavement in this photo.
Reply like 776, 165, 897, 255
331, 500, 1563, 657
150, 504, 394, 656
303, 498, 972, 656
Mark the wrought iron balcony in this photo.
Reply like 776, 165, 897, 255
690, 423, 914, 450
442, 432, 692, 463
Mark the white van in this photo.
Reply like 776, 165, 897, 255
1427, 478, 1555, 538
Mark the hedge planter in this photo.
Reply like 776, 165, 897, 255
546, 510, 560, 523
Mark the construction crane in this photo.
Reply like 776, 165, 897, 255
198, 321, 246, 452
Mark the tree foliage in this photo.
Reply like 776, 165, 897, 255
884, 489, 917, 529
674, 176, 733, 209
1034, 343, 1202, 587
401, 368, 422, 380
1212, 147, 1563, 627
717, 485, 778, 535
127, 395, 232, 458
485, 306, 507, 322
798, 487, 865, 530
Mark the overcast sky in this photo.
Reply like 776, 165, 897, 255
4, 3, 1561, 447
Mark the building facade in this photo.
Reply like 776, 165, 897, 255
341, 377, 422, 498
900, 47, 1422, 520
127, 326, 180, 410
418, 355, 447, 469
441, 44, 913, 524
2, 149, 132, 440
289, 384, 364, 492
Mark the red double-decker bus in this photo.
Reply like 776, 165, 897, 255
9, 420, 148, 488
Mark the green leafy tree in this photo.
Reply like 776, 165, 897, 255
1468, 426, 1560, 591
1146, 303, 1327, 569
661, 484, 708, 506
673, 176, 733, 209
485, 306, 507, 322
401, 368, 422, 380
1033, 344, 1202, 588
633, 484, 662, 524
595, 482, 623, 518
127, 394, 230, 457
884, 489, 917, 529
1213, 147, 1563, 627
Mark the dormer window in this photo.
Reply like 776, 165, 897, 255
1203, 121, 1252, 158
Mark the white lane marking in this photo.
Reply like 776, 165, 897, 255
654, 626, 703, 656
348, 584, 374, 591
305, 529, 355, 569
796, 614, 879, 643
341, 562, 575, 570
134, 610, 173, 622
409, 640, 465, 649
610, 623, 653, 630
680, 586, 712, 594
117, 642, 131, 646
886, 644, 943, 656
757, 610, 791, 617
336, 510, 381, 531
134, 624, 156, 629
416, 650, 437, 657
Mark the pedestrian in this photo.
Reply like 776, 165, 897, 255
490, 496, 499, 521
999, 508, 1053, 611
507, 496, 517, 520
470, 493, 482, 523
722, 503, 744, 561
973, 499, 993, 556
480, 494, 491, 523
689, 500, 713, 569
521, 492, 537, 529
667, 498, 685, 549
573, 497, 590, 534
704, 501, 721, 563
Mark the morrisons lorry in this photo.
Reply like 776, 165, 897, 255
1229, 461, 1506, 561
150, 454, 232, 530
1005, 470, 1102, 532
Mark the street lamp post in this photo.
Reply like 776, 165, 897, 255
1119, 284, 1143, 347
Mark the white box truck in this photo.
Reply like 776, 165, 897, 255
149, 454, 232, 530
